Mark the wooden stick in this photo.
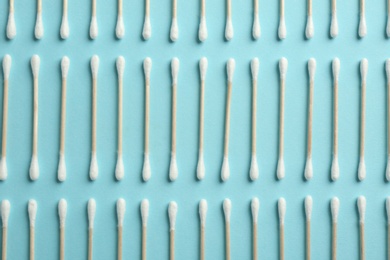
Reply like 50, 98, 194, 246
32, 76, 38, 161
170, 230, 175, 260
252, 74, 257, 156
333, 76, 339, 161
387, 224, 390, 260
225, 221, 230, 260
307, 0, 312, 15
37, 0, 42, 14
142, 226, 147, 260
360, 0, 365, 14
60, 72, 67, 159
91, 0, 96, 17
306, 66, 314, 160
332, 223, 337, 260
224, 83, 232, 158
360, 78, 366, 160
280, 0, 284, 18
1, 78, 8, 159
92, 74, 97, 157
60, 227, 65, 260
2, 227, 7, 260
226, 0, 231, 18
30, 227, 35, 260
332, 0, 336, 13
201, 0, 206, 17
279, 224, 284, 260
200, 226, 205, 260
88, 228, 93, 260
199, 78, 205, 158
145, 0, 150, 17
9, 0, 14, 13
306, 221, 311, 260
171, 85, 177, 156
253, 223, 257, 260
117, 227, 122, 260
360, 223, 365, 260
144, 76, 150, 155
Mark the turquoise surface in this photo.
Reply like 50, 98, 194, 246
0, 0, 390, 259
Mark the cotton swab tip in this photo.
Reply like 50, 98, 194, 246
115, 155, 124, 181
61, 56, 70, 79
223, 199, 232, 222
386, 59, 390, 81
358, 15, 367, 38
88, 199, 96, 229
331, 197, 340, 223
330, 15, 338, 38
35, 15, 44, 39
57, 154, 66, 182
171, 58, 180, 85
28, 199, 37, 227
227, 58, 235, 83
331, 155, 340, 181
305, 16, 314, 39
199, 199, 207, 226
6, 13, 16, 40
198, 17, 208, 42
357, 196, 366, 224
91, 55, 99, 79
116, 56, 125, 78
358, 157, 366, 181
279, 58, 288, 79
116, 16, 125, 39
199, 57, 208, 81
1, 200, 10, 227
90, 16, 98, 39
251, 58, 259, 81
141, 199, 149, 227
360, 58, 368, 81
142, 16, 152, 40
305, 196, 313, 221
0, 157, 7, 181
332, 58, 340, 81
196, 152, 205, 180
252, 15, 260, 39
308, 58, 316, 81
386, 156, 390, 181
221, 156, 230, 181
117, 198, 126, 227
60, 15, 69, 39
225, 18, 234, 41
277, 157, 285, 180
386, 197, 390, 224
304, 156, 313, 180
31, 55, 40, 78
169, 154, 178, 181
251, 197, 260, 223
170, 18, 179, 42
142, 153, 151, 181
58, 199, 67, 228
29, 155, 39, 181
168, 201, 178, 231
250, 155, 259, 181
143, 57, 152, 79
278, 17, 286, 40
89, 153, 98, 181
3, 55, 12, 80
278, 198, 286, 225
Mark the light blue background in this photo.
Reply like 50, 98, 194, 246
0, 0, 390, 259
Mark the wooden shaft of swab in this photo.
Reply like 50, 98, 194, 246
37, 0, 42, 13
280, 0, 284, 18
88, 228, 93, 260
360, 82, 366, 158
92, 79, 97, 154
252, 80, 257, 155
306, 221, 311, 260
199, 80, 205, 153
279, 224, 284, 260
60, 79, 67, 154
254, 0, 258, 14
33, 78, 38, 157
332, 0, 336, 14
91, 0, 96, 16
1, 80, 8, 157
9, 0, 14, 13
278, 79, 285, 159
144, 79, 150, 154
117, 78, 123, 155
201, 0, 206, 17
388, 82, 390, 156
333, 81, 338, 156
225, 221, 230, 260
117, 227, 123, 260
360, 223, 365, 260
60, 227, 65, 260
307, 80, 314, 157
171, 84, 177, 155
172, 0, 177, 18
360, 0, 365, 14
30, 227, 35, 260
307, 0, 312, 16
200, 226, 205, 260
145, 0, 150, 17
227, 0, 231, 18
63, 0, 68, 15
332, 223, 337, 260
142, 226, 147, 260
170, 230, 175, 260
387, 225, 390, 260
2, 227, 7, 260
224, 83, 232, 157
253, 223, 257, 260
118, 0, 122, 16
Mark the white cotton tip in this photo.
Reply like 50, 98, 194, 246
1, 200, 10, 227
198, 16, 208, 42
91, 55, 99, 79
387, 17, 390, 38
29, 155, 39, 181
358, 14, 367, 38
331, 155, 340, 181
221, 156, 230, 182
115, 154, 124, 181
2, 55, 11, 80
57, 153, 66, 182
386, 197, 390, 224
88, 199, 96, 229
331, 197, 340, 223
225, 18, 234, 41
223, 199, 232, 222
90, 16, 98, 39
332, 58, 340, 81
89, 153, 98, 181
358, 157, 366, 181
308, 58, 316, 81
116, 56, 125, 79
143, 57, 152, 79
169, 154, 178, 181
58, 199, 67, 228
140, 199, 149, 227
277, 157, 285, 180
304, 156, 313, 180
305, 196, 313, 221
168, 201, 178, 231
278, 198, 286, 225
360, 58, 368, 82
171, 58, 180, 85
330, 13, 338, 38
305, 16, 314, 39
251, 197, 259, 223
34, 14, 44, 39
6, 13, 16, 40
227, 58, 235, 83
199, 57, 208, 81
142, 16, 152, 40
251, 58, 259, 81
197, 151, 205, 180
170, 18, 179, 42
386, 59, 390, 82
252, 14, 260, 39
279, 57, 288, 80
386, 155, 390, 181
28, 199, 37, 227
31, 55, 40, 79
116, 15, 125, 39
357, 196, 366, 224
199, 199, 207, 227
116, 198, 126, 227
142, 153, 151, 182
61, 56, 70, 79
278, 17, 286, 40
60, 15, 69, 39
0, 157, 7, 181
250, 155, 259, 181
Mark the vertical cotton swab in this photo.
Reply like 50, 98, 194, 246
251, 197, 259, 260
199, 199, 207, 260
168, 201, 178, 260
278, 198, 286, 260
0, 55, 11, 181
386, 59, 390, 181
88, 199, 96, 260
223, 199, 232, 260
141, 199, 149, 260
28, 200, 37, 260
58, 56, 69, 182
115, 56, 125, 181
331, 58, 340, 181
143, 58, 152, 181
30, 55, 40, 181
90, 55, 99, 181
58, 199, 67, 260
250, 58, 259, 181
305, 196, 313, 260
358, 59, 368, 181
169, 58, 180, 181
331, 197, 340, 260
357, 196, 366, 260
117, 198, 126, 260
277, 58, 288, 180
197, 57, 208, 180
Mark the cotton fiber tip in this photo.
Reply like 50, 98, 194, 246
331, 197, 340, 223
3, 54, 12, 80
386, 197, 390, 224
251, 58, 259, 81
28, 199, 38, 227
305, 196, 313, 221
169, 154, 178, 181
305, 16, 314, 39
141, 199, 149, 227
249, 155, 259, 181
90, 16, 98, 39
89, 153, 98, 181
143, 57, 152, 79
31, 55, 40, 79
91, 55, 99, 79
142, 153, 151, 181
116, 56, 125, 78
332, 58, 340, 81
199, 199, 207, 227
116, 15, 125, 39
115, 155, 124, 181
60, 13, 69, 39
360, 59, 368, 81
6, 12, 16, 39
57, 153, 66, 182
386, 155, 390, 181
331, 155, 340, 181
357, 196, 366, 224
0, 157, 7, 181
221, 156, 230, 181
387, 18, 390, 38
198, 16, 208, 42
386, 59, 390, 82
278, 17, 286, 40
358, 14, 367, 38
88, 199, 96, 229
223, 199, 232, 222
330, 14, 338, 38
252, 15, 260, 39
170, 18, 179, 41
225, 18, 234, 41
358, 157, 366, 181
116, 198, 126, 227
279, 58, 288, 80
34, 13, 44, 39
58, 199, 67, 228
199, 57, 208, 81
227, 58, 235, 83
1, 200, 10, 227
168, 201, 178, 231
251, 197, 259, 223
278, 198, 286, 225
61, 56, 70, 79
171, 58, 180, 85
29, 155, 39, 181
304, 156, 313, 180
277, 157, 285, 180
308, 58, 316, 81
142, 15, 151, 40
196, 152, 205, 180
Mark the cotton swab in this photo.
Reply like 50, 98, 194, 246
90, 55, 99, 181
252, 0, 260, 39
60, 0, 69, 39
90, 0, 98, 39
331, 58, 340, 181
386, 198, 390, 259
305, 196, 313, 260
168, 201, 178, 260
278, 0, 286, 40
57, 56, 69, 182
223, 199, 232, 260
198, 0, 208, 42
199, 199, 207, 260
142, 0, 152, 40
357, 196, 366, 260
30, 55, 40, 181
251, 197, 259, 260
34, 0, 43, 39
169, 58, 179, 181
386, 59, 390, 181
225, 0, 233, 40
331, 197, 339, 260
305, 0, 314, 39
58, 199, 67, 260
115, 0, 125, 39
277, 58, 288, 180
0, 55, 11, 181
117, 198, 126, 260
6, 0, 16, 39
143, 58, 152, 182
1, 200, 10, 260
170, 0, 179, 41
87, 199, 96, 260
387, 0, 390, 37
278, 198, 286, 260
304, 58, 316, 181
141, 199, 149, 260
358, 59, 368, 181
115, 56, 125, 181
250, 58, 259, 181
28, 199, 37, 260
197, 57, 208, 180
330, 0, 338, 38
358, 0, 367, 38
